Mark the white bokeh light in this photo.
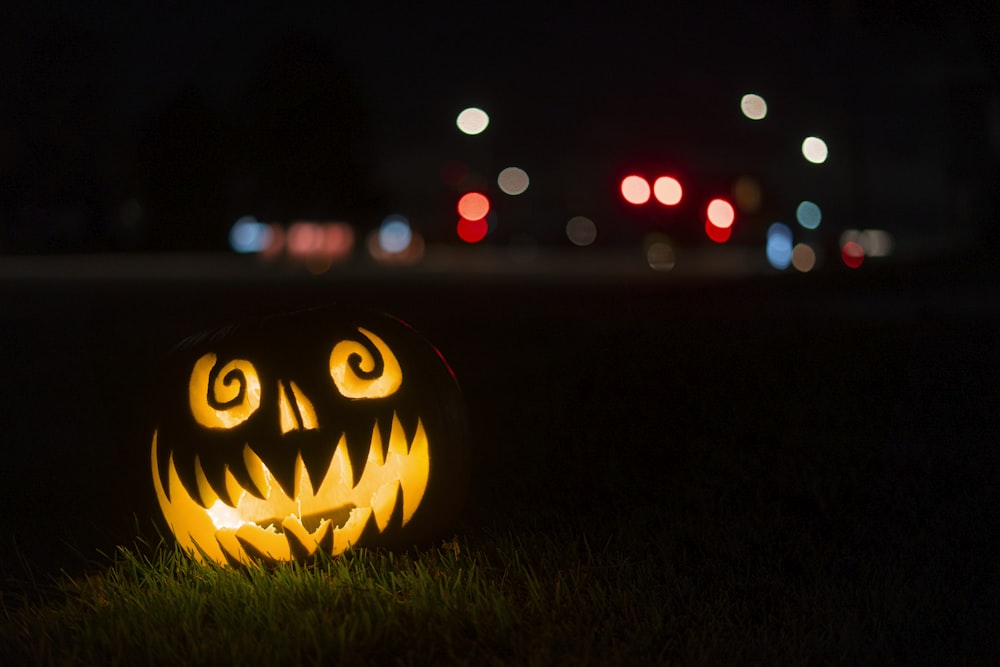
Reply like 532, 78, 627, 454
566, 216, 597, 246
456, 107, 490, 135
740, 93, 768, 120
497, 167, 530, 195
802, 136, 829, 164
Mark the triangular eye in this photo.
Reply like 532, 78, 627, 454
329, 328, 402, 399
189, 354, 262, 429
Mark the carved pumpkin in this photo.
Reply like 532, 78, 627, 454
150, 307, 468, 566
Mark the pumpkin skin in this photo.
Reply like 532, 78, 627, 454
150, 307, 468, 566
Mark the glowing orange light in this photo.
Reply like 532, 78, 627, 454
457, 218, 488, 243
653, 176, 683, 205
791, 243, 817, 272
706, 199, 735, 228
621, 175, 651, 205
841, 241, 864, 268
457, 192, 490, 221
705, 219, 732, 243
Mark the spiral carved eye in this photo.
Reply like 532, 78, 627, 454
189, 354, 262, 429
329, 328, 402, 399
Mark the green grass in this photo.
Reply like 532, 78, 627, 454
3, 426, 997, 665
3, 315, 998, 665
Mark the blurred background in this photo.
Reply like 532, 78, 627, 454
1, 2, 999, 602
1, 1, 997, 279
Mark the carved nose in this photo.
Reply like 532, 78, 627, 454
277, 380, 318, 434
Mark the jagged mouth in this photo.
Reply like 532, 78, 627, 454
152, 412, 429, 565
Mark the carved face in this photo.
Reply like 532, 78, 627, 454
150, 308, 467, 566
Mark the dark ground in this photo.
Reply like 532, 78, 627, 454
1, 252, 998, 658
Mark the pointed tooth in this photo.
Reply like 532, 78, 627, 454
194, 456, 219, 508
267, 456, 299, 500
215, 530, 248, 567
282, 516, 331, 560
243, 445, 271, 499
236, 523, 290, 562
388, 412, 408, 458
294, 452, 311, 498
316, 519, 334, 554
400, 419, 430, 525
220, 466, 246, 508
333, 507, 371, 554
372, 481, 400, 532
323, 435, 353, 494
368, 422, 385, 467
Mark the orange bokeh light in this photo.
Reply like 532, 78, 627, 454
456, 217, 488, 243
653, 176, 683, 205
620, 175, 651, 205
457, 192, 490, 221
706, 198, 735, 228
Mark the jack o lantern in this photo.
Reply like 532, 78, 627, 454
149, 307, 468, 566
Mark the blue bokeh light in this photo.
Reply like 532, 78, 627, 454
795, 201, 822, 230
766, 222, 793, 270
378, 215, 413, 253
229, 216, 272, 253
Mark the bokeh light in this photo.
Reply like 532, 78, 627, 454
497, 167, 530, 195
229, 216, 273, 253
457, 192, 490, 220
457, 217, 488, 243
287, 222, 323, 257
369, 227, 424, 264
320, 223, 355, 259
732, 176, 762, 213
791, 243, 817, 272
796, 200, 822, 229
260, 224, 285, 260
859, 229, 894, 257
841, 241, 864, 268
706, 198, 735, 228
621, 175, 651, 205
802, 136, 829, 164
566, 216, 597, 246
705, 219, 732, 243
841, 229, 894, 258
378, 215, 412, 253
653, 176, 683, 205
766, 223, 793, 270
740, 93, 768, 120
644, 234, 677, 271
456, 107, 489, 135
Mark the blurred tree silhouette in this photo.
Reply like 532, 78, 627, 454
133, 31, 381, 251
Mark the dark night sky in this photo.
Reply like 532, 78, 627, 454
1, 1, 997, 252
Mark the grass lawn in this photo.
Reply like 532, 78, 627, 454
1, 276, 997, 664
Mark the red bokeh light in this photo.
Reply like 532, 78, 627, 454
653, 176, 683, 205
456, 217, 488, 243
620, 175, 651, 205
457, 192, 490, 220
841, 241, 864, 268
706, 198, 735, 228
705, 219, 732, 243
